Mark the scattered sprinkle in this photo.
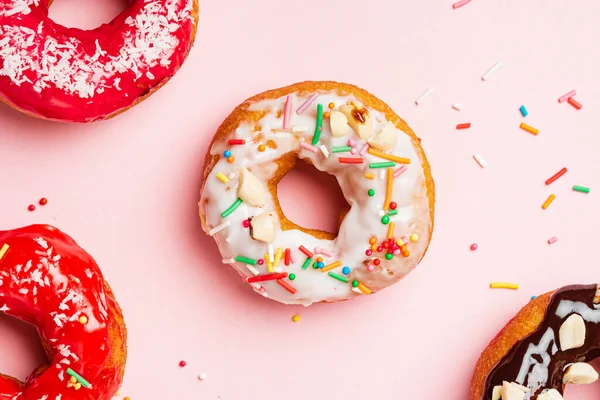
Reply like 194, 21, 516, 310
216, 172, 229, 183
367, 148, 411, 164
387, 222, 395, 239
542, 194, 556, 209
209, 221, 231, 236
321, 261, 342, 273
548, 236, 558, 245
415, 87, 434, 105
319, 144, 330, 158
28, 204, 35, 212
342, 266, 350, 275
296, 93, 318, 115
384, 167, 393, 210
357, 282, 372, 294
66, 368, 91, 389
364, 172, 375, 180
473, 154, 487, 168
456, 123, 471, 130
228, 139, 246, 145
558, 90, 576, 103
247, 272, 288, 283
567, 97, 582, 110
481, 61, 503, 81
573, 185, 590, 194
338, 157, 364, 164
223, 150, 231, 158
410, 234, 419, 242
452, 0, 472, 9
198, 373, 208, 381
520, 122, 539, 135
301, 257, 313, 270
39, 198, 48, 205
519, 105, 528, 117
470, 243, 478, 251
359, 143, 369, 156
258, 144, 266, 152
545, 167, 567, 185
277, 279, 296, 294
328, 272, 349, 283
220, 198, 243, 218
284, 249, 291, 266
179, 361, 187, 367
332, 145, 352, 153
452, 104, 462, 111
283, 95, 292, 129
381, 215, 390, 225
394, 165, 408, 177
367, 189, 375, 196
490, 282, 519, 290
0, 243, 8, 260
369, 161, 396, 169
235, 256, 258, 266
292, 315, 300, 322
79, 315, 88, 325
299, 245, 314, 258
311, 104, 324, 145
300, 141, 318, 153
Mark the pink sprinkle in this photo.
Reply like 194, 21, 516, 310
394, 165, 408, 178
296, 93, 318, 115
359, 143, 369, 156
365, 250, 372, 256
558, 90, 576, 103
350, 148, 357, 155
367, 265, 375, 272
470, 243, 478, 251
283, 95, 292, 129
393, 249, 401, 256
320, 248, 334, 257
314, 247, 321, 254
242, 220, 250, 228
289, 250, 296, 264
452, 0, 471, 9
300, 141, 318, 153
348, 138, 356, 146
548, 236, 558, 245
257, 259, 265, 265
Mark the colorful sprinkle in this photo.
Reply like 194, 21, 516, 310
369, 161, 396, 169
312, 104, 324, 145
198, 373, 208, 381
216, 172, 229, 183
387, 222, 395, 239
568, 97, 582, 110
258, 144, 266, 152
342, 266, 350, 275
247, 272, 288, 283
490, 282, 519, 290
384, 167, 393, 210
367, 148, 411, 164
284, 249, 291, 266
66, 368, 91, 389
359, 143, 369, 156
179, 361, 187, 367
39, 198, 48, 206
520, 122, 539, 135
319, 145, 330, 158
410, 234, 419, 242
242, 219, 250, 228
519, 105, 528, 117
292, 315, 300, 322
277, 279, 296, 294
481, 60, 503, 81
235, 256, 258, 265
221, 198, 243, 218
368, 189, 375, 197
548, 236, 558, 245
545, 168, 567, 185
300, 141, 318, 153
321, 260, 342, 272
289, 273, 296, 280
394, 165, 408, 178
542, 194, 556, 209
301, 257, 313, 270
332, 146, 352, 153
27, 204, 35, 212
364, 172, 375, 180
456, 123, 471, 130
0, 244, 8, 261
223, 150, 231, 158
228, 139, 246, 145
381, 215, 390, 225
274, 247, 283, 266
296, 93, 318, 115
573, 185, 590, 193
452, 0, 471, 9
558, 90, 576, 103
387, 209, 399, 216
299, 245, 314, 258
328, 272, 348, 283
470, 243, 478, 251
385, 253, 393, 260
351, 280, 359, 288
208, 221, 231, 236
357, 282, 372, 294
473, 154, 487, 168
452, 104, 462, 111
227, 156, 235, 163
389, 202, 397, 210
415, 87, 434, 105
283, 95, 292, 129
338, 157, 364, 164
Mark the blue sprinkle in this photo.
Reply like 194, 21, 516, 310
531, 295, 537, 300
342, 266, 350, 275
317, 262, 325, 269
224, 150, 231, 158
519, 105, 528, 117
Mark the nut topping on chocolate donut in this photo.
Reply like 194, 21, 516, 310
558, 313, 586, 351
536, 389, 563, 400
499, 381, 530, 400
562, 362, 598, 384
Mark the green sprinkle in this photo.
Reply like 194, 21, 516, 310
66, 368, 91, 389
328, 272, 348, 283
312, 104, 324, 145
369, 161, 396, 169
573, 185, 590, 193
312, 262, 319, 269
381, 215, 390, 225
368, 189, 375, 196
235, 256, 257, 265
302, 257, 313, 270
289, 273, 296, 281
351, 280, 359, 288
331, 146, 352, 153
387, 209, 399, 216
385, 253, 393, 260
221, 198, 243, 218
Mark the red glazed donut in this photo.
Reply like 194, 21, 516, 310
0, 225, 127, 399
0, 0, 198, 122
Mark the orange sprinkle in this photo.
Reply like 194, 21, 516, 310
357, 282, 372, 295
364, 172, 375, 180
367, 148, 411, 164
258, 144, 266, 152
323, 111, 330, 119
403, 251, 411, 257
321, 261, 342, 272
542, 194, 556, 209
520, 122, 539, 135
370, 245, 377, 251
328, 102, 335, 109
227, 156, 235, 163
383, 167, 393, 211
387, 222, 395, 239
369, 237, 377, 245
316, 256, 323, 263
396, 239, 404, 246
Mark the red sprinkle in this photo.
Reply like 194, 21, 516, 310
242, 220, 250, 228
27, 205, 35, 212
456, 123, 471, 130
338, 157, 364, 164
284, 249, 291, 266
277, 279, 296, 294
567, 97, 582, 110
247, 272, 288, 283
470, 243, 478, 251
39, 198, 48, 206
373, 259, 380, 266
389, 202, 397, 210
377, 246, 383, 252
257, 259, 265, 265
228, 139, 246, 145
382, 241, 388, 249
299, 245, 314, 258
179, 361, 186, 367
545, 168, 568, 185
365, 249, 372, 256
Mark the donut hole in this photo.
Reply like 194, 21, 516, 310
0, 313, 48, 382
562, 358, 600, 399
48, 0, 127, 30
276, 159, 349, 237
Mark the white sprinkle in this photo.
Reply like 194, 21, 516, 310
268, 244, 274, 263
319, 145, 329, 158
481, 61, 503, 81
221, 258, 235, 264
379, 169, 385, 180
198, 373, 207, 381
208, 221, 231, 236
359, 143, 369, 156
415, 87, 434, 105
246, 265, 259, 275
473, 154, 487, 168
228, 172, 235, 180
451, 104, 462, 111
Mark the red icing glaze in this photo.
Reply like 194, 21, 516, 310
0, 225, 126, 399
0, 0, 197, 122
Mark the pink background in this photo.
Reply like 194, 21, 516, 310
1, 0, 599, 398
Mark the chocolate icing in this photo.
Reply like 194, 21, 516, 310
482, 284, 600, 399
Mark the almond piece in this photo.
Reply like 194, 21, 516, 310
250, 211, 277, 243
559, 313, 586, 351
238, 168, 266, 207
491, 386, 502, 400
329, 111, 351, 137
367, 121, 397, 151
536, 389, 563, 400
500, 381, 527, 400
339, 104, 373, 139
563, 362, 599, 384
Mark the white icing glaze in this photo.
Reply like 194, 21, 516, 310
199, 89, 433, 306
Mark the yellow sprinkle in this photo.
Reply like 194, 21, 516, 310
520, 122, 539, 135
542, 194, 556, 210
74, 383, 82, 390
387, 223, 395, 239
321, 260, 342, 272
0, 243, 8, 261
357, 282, 372, 295
410, 234, 419, 242
292, 315, 300, 322
490, 282, 519, 290
79, 316, 88, 325
364, 172, 375, 180
216, 173, 229, 183
367, 148, 411, 164
274, 247, 283, 266
265, 254, 273, 273
69, 377, 77, 384
396, 239, 404, 247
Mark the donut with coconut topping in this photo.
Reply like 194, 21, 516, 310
471, 284, 600, 400
0, 225, 127, 399
0, 0, 198, 122
199, 81, 435, 306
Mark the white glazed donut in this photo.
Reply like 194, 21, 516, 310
199, 81, 435, 306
